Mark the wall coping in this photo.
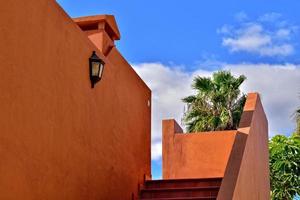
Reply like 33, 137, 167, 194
73, 15, 121, 41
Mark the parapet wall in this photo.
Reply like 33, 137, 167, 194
162, 121, 237, 179
0, 1, 151, 200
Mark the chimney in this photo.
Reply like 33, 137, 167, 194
73, 15, 121, 56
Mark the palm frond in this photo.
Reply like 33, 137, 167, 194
182, 70, 246, 132
192, 76, 213, 94
182, 95, 196, 103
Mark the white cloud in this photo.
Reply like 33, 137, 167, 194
226, 63, 300, 136
133, 63, 193, 142
222, 24, 272, 52
259, 44, 294, 57
235, 11, 248, 22
220, 13, 298, 57
276, 29, 291, 39
133, 63, 300, 160
151, 142, 162, 161
259, 12, 282, 23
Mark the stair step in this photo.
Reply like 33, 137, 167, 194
144, 178, 222, 189
140, 186, 219, 199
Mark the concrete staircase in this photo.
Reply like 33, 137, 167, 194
139, 177, 222, 200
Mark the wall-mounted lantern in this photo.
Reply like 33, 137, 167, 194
89, 51, 105, 88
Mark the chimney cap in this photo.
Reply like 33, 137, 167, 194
73, 15, 121, 40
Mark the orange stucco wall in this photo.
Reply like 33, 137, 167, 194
163, 93, 270, 199
162, 120, 237, 179
0, 1, 151, 200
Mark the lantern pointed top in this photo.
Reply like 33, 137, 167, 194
73, 15, 121, 41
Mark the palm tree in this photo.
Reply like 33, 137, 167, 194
182, 70, 246, 132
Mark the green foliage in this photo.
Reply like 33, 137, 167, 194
182, 70, 246, 132
269, 134, 300, 200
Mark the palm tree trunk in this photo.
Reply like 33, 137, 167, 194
228, 109, 233, 129
228, 100, 234, 129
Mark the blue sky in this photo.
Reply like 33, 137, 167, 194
57, 0, 300, 179
58, 0, 300, 67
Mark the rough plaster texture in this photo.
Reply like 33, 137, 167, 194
163, 93, 270, 199
0, 1, 151, 200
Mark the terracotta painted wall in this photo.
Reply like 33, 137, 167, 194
162, 120, 237, 179
0, 1, 151, 200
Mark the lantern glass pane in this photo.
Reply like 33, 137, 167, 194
98, 63, 104, 78
91, 62, 100, 76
